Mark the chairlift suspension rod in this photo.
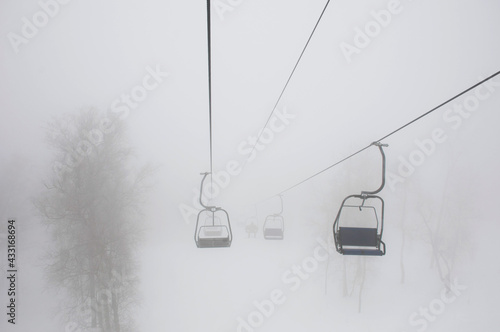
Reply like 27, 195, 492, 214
361, 142, 388, 196
206, 0, 214, 193
199, 172, 211, 209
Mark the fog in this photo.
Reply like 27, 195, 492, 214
1, 0, 500, 331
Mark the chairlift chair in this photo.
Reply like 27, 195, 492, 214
333, 142, 388, 256
263, 195, 285, 240
263, 215, 284, 239
194, 173, 233, 248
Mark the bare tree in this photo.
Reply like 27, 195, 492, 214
36, 109, 151, 332
341, 256, 369, 313
409, 147, 472, 291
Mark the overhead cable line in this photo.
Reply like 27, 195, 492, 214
207, 0, 214, 195
241, 0, 333, 170
271, 70, 500, 197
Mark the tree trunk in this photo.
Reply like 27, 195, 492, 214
112, 291, 121, 332
103, 293, 111, 332
400, 229, 405, 284
97, 297, 104, 331
90, 273, 97, 328
342, 258, 348, 297
358, 258, 366, 314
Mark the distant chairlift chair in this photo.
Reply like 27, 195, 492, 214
263, 195, 285, 240
194, 173, 233, 248
333, 142, 388, 256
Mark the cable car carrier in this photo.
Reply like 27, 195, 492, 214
333, 142, 388, 256
194, 172, 233, 248
263, 195, 285, 240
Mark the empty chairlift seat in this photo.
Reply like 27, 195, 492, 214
334, 196, 386, 256
194, 173, 233, 248
263, 215, 284, 240
195, 209, 232, 248
263, 195, 285, 240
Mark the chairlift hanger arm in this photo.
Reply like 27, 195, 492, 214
277, 194, 284, 215
199, 172, 215, 210
361, 142, 388, 196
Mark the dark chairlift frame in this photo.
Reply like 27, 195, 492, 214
263, 195, 285, 240
194, 173, 233, 248
333, 142, 388, 256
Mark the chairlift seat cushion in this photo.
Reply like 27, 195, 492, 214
204, 228, 223, 236
264, 228, 283, 236
339, 227, 378, 247
341, 248, 384, 256
197, 237, 231, 248
264, 228, 284, 239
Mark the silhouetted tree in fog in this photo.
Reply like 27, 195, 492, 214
36, 109, 152, 332
409, 147, 472, 291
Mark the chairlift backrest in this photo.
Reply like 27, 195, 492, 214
338, 204, 380, 229
264, 215, 284, 228
200, 225, 227, 238
204, 214, 222, 226
339, 227, 378, 247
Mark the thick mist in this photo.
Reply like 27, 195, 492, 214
1, 0, 500, 331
